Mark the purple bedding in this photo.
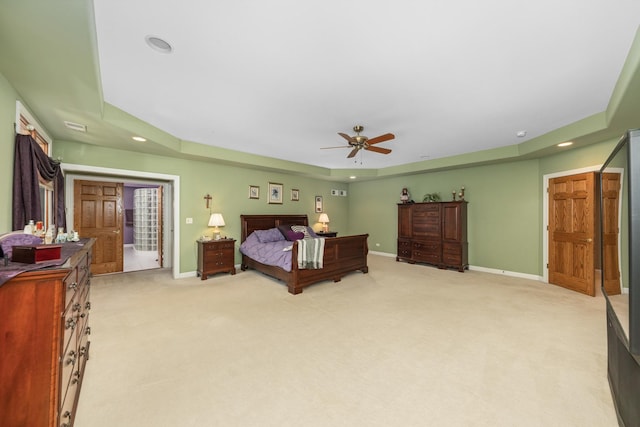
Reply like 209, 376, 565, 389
239, 230, 294, 272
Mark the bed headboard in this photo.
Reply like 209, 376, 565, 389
240, 214, 309, 242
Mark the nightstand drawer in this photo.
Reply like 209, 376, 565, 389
204, 241, 234, 252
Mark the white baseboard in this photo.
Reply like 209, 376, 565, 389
468, 265, 542, 281
181, 254, 544, 282
177, 271, 198, 279
179, 263, 246, 280
373, 251, 543, 281
369, 250, 396, 258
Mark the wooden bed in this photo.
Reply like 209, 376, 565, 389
240, 214, 369, 294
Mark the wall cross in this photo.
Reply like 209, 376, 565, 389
204, 193, 212, 209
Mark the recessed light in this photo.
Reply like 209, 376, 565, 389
557, 141, 573, 147
516, 130, 527, 138
145, 35, 172, 54
132, 136, 146, 142
349, 176, 356, 179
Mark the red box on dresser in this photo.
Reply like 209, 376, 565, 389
11, 244, 62, 263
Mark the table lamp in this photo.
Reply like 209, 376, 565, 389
208, 213, 225, 240
318, 213, 330, 232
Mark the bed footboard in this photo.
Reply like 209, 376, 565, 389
287, 234, 369, 294
241, 234, 369, 294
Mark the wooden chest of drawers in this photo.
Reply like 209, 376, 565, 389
397, 202, 468, 272
0, 239, 94, 427
197, 239, 236, 280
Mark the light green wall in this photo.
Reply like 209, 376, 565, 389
538, 138, 619, 175
54, 140, 348, 273
348, 160, 541, 274
0, 73, 19, 231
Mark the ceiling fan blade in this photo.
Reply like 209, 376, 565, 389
320, 145, 351, 149
366, 133, 395, 145
347, 147, 360, 158
365, 146, 392, 155
338, 132, 356, 143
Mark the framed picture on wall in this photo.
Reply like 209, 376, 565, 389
249, 185, 260, 199
291, 189, 299, 201
315, 195, 323, 213
268, 182, 283, 204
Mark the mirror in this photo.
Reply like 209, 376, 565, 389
600, 138, 629, 339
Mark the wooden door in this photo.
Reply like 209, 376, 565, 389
442, 202, 463, 242
74, 180, 123, 274
548, 172, 596, 296
601, 172, 622, 295
398, 204, 413, 239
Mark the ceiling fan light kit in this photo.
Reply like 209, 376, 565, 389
322, 125, 395, 159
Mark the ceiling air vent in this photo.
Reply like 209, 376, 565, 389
64, 121, 87, 132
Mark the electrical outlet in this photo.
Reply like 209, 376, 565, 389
186, 217, 193, 224
339, 190, 347, 196
331, 189, 339, 196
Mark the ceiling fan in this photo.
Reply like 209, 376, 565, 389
321, 125, 395, 158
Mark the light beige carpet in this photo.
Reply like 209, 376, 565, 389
74, 255, 616, 427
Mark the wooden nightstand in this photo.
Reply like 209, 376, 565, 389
197, 239, 236, 280
316, 231, 338, 238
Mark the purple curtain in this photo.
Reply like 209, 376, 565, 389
12, 134, 66, 231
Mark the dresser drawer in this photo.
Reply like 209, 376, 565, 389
76, 284, 90, 341
442, 243, 461, 256
414, 251, 441, 264
397, 240, 412, 258
63, 267, 79, 313
62, 294, 79, 355
60, 336, 78, 409
442, 253, 462, 265
413, 241, 440, 252
59, 390, 75, 427
413, 241, 441, 263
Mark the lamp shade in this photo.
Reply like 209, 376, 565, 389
318, 213, 329, 223
208, 213, 225, 227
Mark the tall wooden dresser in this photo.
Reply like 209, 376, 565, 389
0, 239, 94, 427
397, 201, 468, 271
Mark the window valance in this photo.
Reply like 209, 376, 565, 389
12, 134, 66, 231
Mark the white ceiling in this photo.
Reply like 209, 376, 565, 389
93, 0, 640, 170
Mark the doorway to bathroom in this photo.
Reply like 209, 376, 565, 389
63, 164, 178, 277
123, 184, 163, 272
